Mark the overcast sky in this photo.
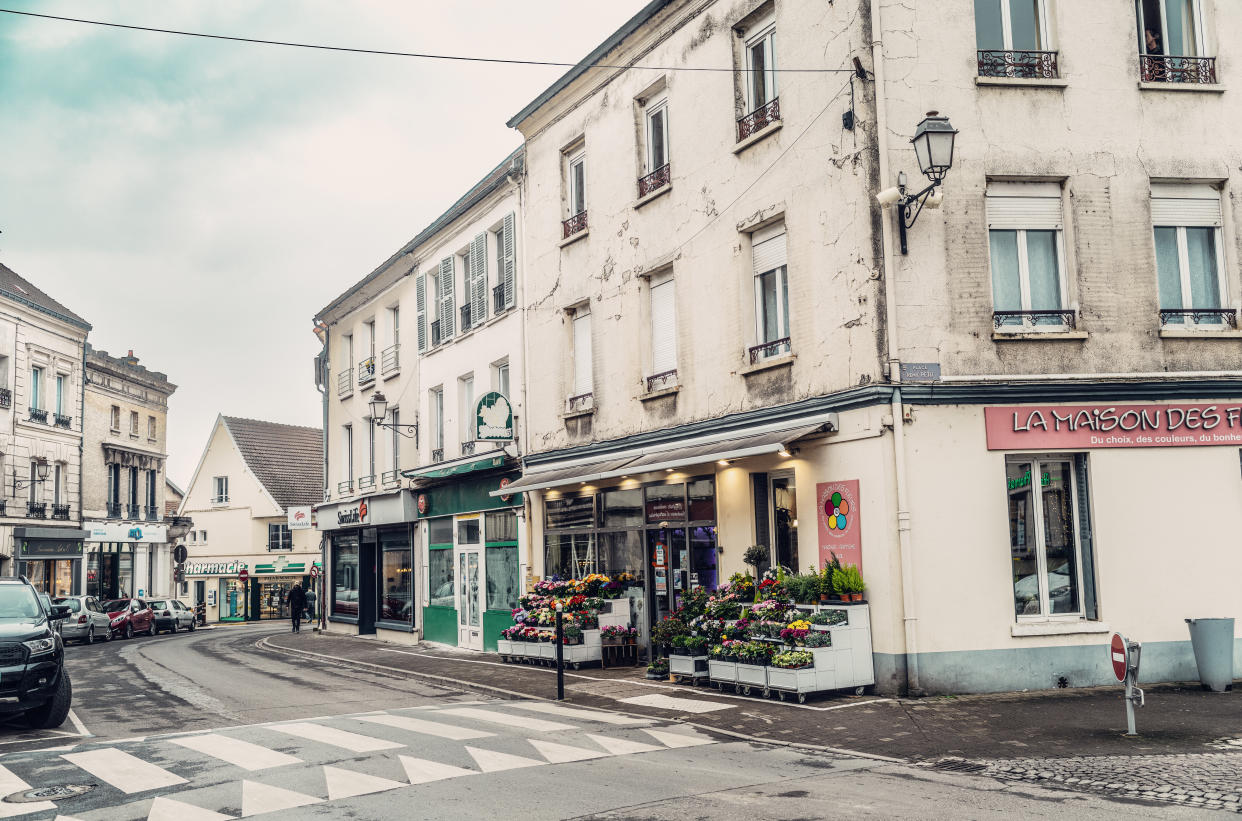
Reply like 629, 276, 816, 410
0, 0, 649, 488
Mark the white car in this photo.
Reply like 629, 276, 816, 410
148, 599, 197, 634
51, 596, 114, 645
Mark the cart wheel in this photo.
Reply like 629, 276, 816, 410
777, 691, 785, 701
798, 693, 807, 704
573, 663, 581, 670
762, 687, 770, 699
855, 686, 865, 696
741, 686, 751, 696
715, 683, 723, 691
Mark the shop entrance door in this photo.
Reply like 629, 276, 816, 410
456, 548, 483, 651
645, 527, 686, 629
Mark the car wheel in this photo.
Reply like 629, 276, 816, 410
188, 619, 196, 632
124, 623, 133, 640
24, 672, 71, 730
147, 620, 156, 637
85, 626, 94, 645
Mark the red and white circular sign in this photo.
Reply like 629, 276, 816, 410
238, 567, 250, 582
1110, 632, 1128, 682
499, 477, 513, 502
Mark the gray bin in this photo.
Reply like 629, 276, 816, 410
1185, 618, 1235, 692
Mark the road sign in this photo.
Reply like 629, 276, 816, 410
1110, 632, 1128, 682
310, 566, 320, 579
173, 544, 188, 564
238, 567, 249, 582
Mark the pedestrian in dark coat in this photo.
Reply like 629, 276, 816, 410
286, 584, 307, 633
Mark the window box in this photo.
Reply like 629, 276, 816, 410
1140, 54, 1217, 85
977, 49, 1059, 79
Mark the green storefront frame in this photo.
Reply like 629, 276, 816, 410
422, 604, 458, 645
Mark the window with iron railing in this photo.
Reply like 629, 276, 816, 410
107, 502, 121, 519
493, 284, 507, 315
381, 344, 399, 375
974, 0, 1057, 78
52, 504, 70, 521
358, 357, 376, 385
145, 505, 160, 522
26, 502, 46, 519
336, 368, 353, 397
1137, 0, 1215, 84
460, 304, 472, 332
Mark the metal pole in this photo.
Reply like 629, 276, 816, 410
555, 602, 565, 701
1124, 675, 1136, 736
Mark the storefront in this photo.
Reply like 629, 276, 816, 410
182, 558, 318, 623
14, 527, 88, 597
85, 521, 170, 600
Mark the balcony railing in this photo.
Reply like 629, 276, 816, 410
337, 480, 353, 494
28, 407, 47, 424
336, 368, 353, 397
430, 320, 442, 347
645, 369, 678, 393
26, 502, 46, 519
52, 504, 70, 521
106, 502, 122, 519
0, 388, 10, 409
977, 49, 1059, 79
381, 469, 400, 485
460, 304, 473, 332
562, 210, 588, 240
748, 337, 792, 364
1140, 54, 1217, 84
127, 503, 142, 519
1159, 308, 1237, 327
358, 357, 376, 385
53, 413, 71, 429
358, 474, 376, 489
431, 448, 445, 462
566, 392, 594, 414
461, 441, 476, 457
638, 163, 671, 198
381, 344, 400, 375
737, 97, 780, 142
993, 309, 1077, 330
493, 284, 508, 314
144, 505, 160, 522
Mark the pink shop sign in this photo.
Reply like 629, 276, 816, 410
984, 403, 1242, 450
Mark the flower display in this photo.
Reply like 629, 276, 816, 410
779, 627, 809, 645
771, 650, 814, 669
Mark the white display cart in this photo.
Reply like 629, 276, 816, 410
496, 599, 632, 669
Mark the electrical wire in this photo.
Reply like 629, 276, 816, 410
0, 7, 858, 74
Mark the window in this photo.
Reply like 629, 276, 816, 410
390, 408, 401, 472
146, 469, 156, 510
212, 476, 229, 504
380, 529, 413, 624
29, 366, 41, 410
492, 213, 516, 310
649, 273, 677, 381
1007, 455, 1095, 619
129, 467, 139, 507
342, 425, 353, 486
389, 306, 400, 346
567, 151, 586, 218
752, 222, 790, 358
645, 93, 669, 174
189, 531, 197, 543
148, 416, 156, 440
130, 411, 139, 436
987, 182, 1069, 330
27, 460, 38, 503
199, 530, 208, 543
267, 523, 293, 551
110, 405, 120, 431
1152, 185, 1227, 327
744, 19, 777, 114
428, 547, 454, 608
108, 464, 121, 506
492, 360, 510, 398
332, 534, 360, 617
975, 0, 1054, 77
53, 463, 61, 506
55, 375, 64, 416
459, 374, 474, 446
572, 308, 592, 398
430, 387, 444, 454
1138, 0, 1215, 83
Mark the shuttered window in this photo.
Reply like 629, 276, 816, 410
572, 310, 592, 396
501, 212, 516, 308
415, 272, 428, 351
1151, 184, 1226, 324
986, 182, 1068, 329
438, 257, 455, 339
650, 275, 677, 375
470, 232, 487, 326
752, 223, 789, 349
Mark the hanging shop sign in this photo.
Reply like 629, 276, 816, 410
475, 392, 514, 441
986, 403, 1242, 450
287, 506, 313, 530
817, 480, 862, 572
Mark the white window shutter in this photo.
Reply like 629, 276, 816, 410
415, 273, 427, 351
573, 313, 592, 396
986, 182, 1064, 230
470, 232, 487, 323
752, 229, 787, 275
1151, 184, 1222, 227
502, 212, 516, 307
650, 278, 677, 374
439, 257, 455, 339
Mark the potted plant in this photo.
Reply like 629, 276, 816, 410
646, 659, 669, 680
768, 649, 817, 696
779, 619, 811, 646
742, 545, 769, 580
708, 640, 741, 683
563, 624, 584, 646
833, 565, 865, 602
735, 640, 775, 689
651, 615, 690, 655
810, 609, 848, 630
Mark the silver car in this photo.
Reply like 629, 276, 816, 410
52, 596, 114, 645
148, 599, 196, 634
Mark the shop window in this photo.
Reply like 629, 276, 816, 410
332, 536, 359, 617
485, 546, 519, 612
267, 523, 292, 551
1152, 184, 1228, 327
428, 548, 455, 608
379, 530, 412, 625
1006, 455, 1096, 620
544, 494, 595, 529
428, 517, 454, 546
457, 517, 480, 545
599, 531, 644, 579
603, 489, 643, 528
484, 510, 517, 543
545, 532, 596, 578
688, 478, 716, 522
987, 182, 1070, 331
644, 483, 686, 524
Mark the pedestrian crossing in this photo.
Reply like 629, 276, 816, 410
0, 701, 717, 819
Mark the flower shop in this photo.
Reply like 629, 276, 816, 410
497, 574, 640, 669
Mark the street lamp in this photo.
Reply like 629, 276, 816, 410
14, 458, 49, 491
876, 111, 959, 254
367, 391, 418, 439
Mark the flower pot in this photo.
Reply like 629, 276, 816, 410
602, 637, 620, 646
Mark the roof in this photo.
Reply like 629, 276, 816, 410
165, 477, 185, 498
221, 416, 322, 511
0, 262, 91, 331
314, 146, 524, 323
507, 0, 673, 129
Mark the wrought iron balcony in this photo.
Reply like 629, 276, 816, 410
381, 469, 400, 485
493, 284, 508, 314
1140, 54, 1217, 84
144, 505, 160, 522
645, 369, 679, 393
26, 502, 46, 519
28, 407, 47, 424
977, 49, 1059, 79
737, 98, 780, 142
127, 503, 142, 519
53, 413, 71, 429
337, 480, 353, 494
749, 337, 792, 364
358, 357, 376, 385
430, 320, 442, 347
460, 304, 472, 331
566, 392, 594, 414
336, 368, 353, 397
0, 388, 10, 409
381, 344, 400, 375
562, 210, 588, 240
431, 448, 444, 463
358, 474, 376, 489
52, 504, 70, 521
638, 163, 671, 198
461, 441, 476, 457
106, 502, 122, 519
993, 309, 1077, 330
1159, 308, 1237, 327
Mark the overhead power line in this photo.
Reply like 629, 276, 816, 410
0, 7, 858, 74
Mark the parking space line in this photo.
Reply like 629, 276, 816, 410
66, 710, 89, 738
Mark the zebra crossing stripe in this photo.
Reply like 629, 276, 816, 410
528, 738, 611, 763
641, 728, 716, 749
0, 764, 55, 817
240, 780, 320, 817
169, 734, 301, 771
585, 733, 662, 756
507, 702, 651, 726
398, 755, 477, 784
355, 713, 495, 740
440, 707, 576, 733
269, 722, 402, 752
322, 765, 405, 800
147, 795, 232, 821
464, 745, 547, 773
61, 749, 187, 794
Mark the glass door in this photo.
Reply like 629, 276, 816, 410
645, 527, 686, 627
456, 548, 482, 650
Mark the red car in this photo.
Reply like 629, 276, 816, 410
103, 599, 155, 639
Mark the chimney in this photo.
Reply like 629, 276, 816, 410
124, 350, 139, 366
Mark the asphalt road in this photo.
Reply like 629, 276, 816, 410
0, 624, 1219, 819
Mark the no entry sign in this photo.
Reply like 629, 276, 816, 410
238, 567, 250, 582
1110, 633, 1128, 682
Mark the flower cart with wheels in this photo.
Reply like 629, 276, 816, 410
766, 650, 817, 702
667, 635, 709, 684
498, 575, 639, 669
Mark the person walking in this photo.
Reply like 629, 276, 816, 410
303, 586, 317, 627
285, 583, 306, 633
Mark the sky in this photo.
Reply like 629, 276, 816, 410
0, 0, 650, 488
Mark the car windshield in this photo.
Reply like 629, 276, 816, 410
51, 597, 81, 613
0, 585, 44, 621
102, 600, 130, 612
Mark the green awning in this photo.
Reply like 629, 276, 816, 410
404, 456, 506, 480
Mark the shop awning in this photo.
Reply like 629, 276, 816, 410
404, 454, 509, 480
491, 415, 835, 496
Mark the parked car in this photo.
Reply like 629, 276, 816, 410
0, 577, 72, 728
103, 599, 155, 639
52, 596, 114, 645
149, 599, 196, 634
36, 593, 64, 637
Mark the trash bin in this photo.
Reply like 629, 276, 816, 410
1185, 618, 1235, 692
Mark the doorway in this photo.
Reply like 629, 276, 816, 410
770, 472, 798, 571
456, 516, 483, 651
645, 527, 686, 628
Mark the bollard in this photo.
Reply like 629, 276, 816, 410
555, 602, 565, 701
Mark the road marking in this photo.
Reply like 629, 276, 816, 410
240, 780, 320, 817
641, 728, 716, 749
399, 755, 477, 784
147, 795, 232, 821
61, 749, 187, 794
322, 765, 404, 800
464, 745, 547, 773
269, 722, 403, 753
585, 733, 662, 756
439, 707, 576, 733
169, 734, 301, 771
507, 702, 650, 726
355, 713, 495, 740
0, 764, 55, 817
618, 694, 734, 714
65, 711, 89, 738
528, 738, 611, 763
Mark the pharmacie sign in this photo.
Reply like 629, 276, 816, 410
184, 561, 245, 576
475, 391, 514, 441
986, 403, 1242, 450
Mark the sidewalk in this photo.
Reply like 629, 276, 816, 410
262, 631, 1242, 763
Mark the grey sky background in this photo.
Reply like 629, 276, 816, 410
0, 0, 648, 488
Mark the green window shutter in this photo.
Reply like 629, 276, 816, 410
470, 232, 487, 323
415, 272, 427, 352
439, 257, 455, 339
502, 212, 516, 307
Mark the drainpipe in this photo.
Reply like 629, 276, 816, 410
514, 159, 535, 587
78, 337, 86, 595
870, 0, 920, 695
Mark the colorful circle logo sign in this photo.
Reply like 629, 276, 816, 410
824, 491, 850, 533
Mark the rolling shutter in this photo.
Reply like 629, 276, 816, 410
438, 257, 455, 339
572, 311, 592, 395
470, 232, 487, 324
1151, 184, 1222, 227
502, 212, 516, 308
415, 273, 427, 351
650, 276, 677, 374
752, 225, 787, 275
986, 182, 1063, 230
